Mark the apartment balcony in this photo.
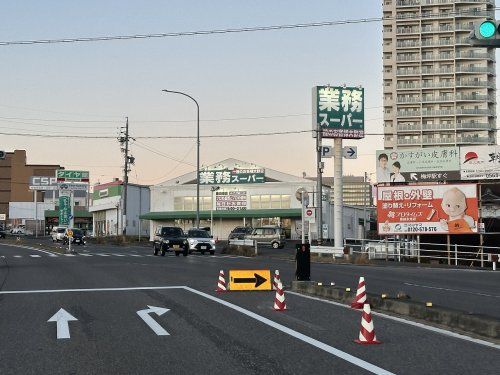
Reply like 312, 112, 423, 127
421, 67, 454, 75
397, 123, 422, 132
455, 10, 495, 19
396, 0, 420, 7
456, 122, 492, 130
421, 81, 454, 88
397, 55, 421, 62
396, 40, 421, 48
397, 110, 422, 117
456, 51, 495, 60
456, 136, 494, 144
422, 53, 453, 61
396, 83, 421, 90
396, 27, 420, 35
396, 68, 421, 76
456, 80, 494, 88
422, 123, 455, 131
455, 94, 493, 102
455, 23, 474, 32
421, 39, 454, 47
422, 137, 456, 145
456, 108, 494, 116
421, 109, 454, 117
422, 95, 455, 103
455, 0, 494, 4
421, 25, 454, 33
455, 66, 495, 75
397, 137, 422, 145
397, 96, 422, 103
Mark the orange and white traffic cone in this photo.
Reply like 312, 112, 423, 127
216, 270, 227, 292
273, 281, 287, 311
272, 270, 281, 290
354, 303, 381, 345
351, 276, 367, 309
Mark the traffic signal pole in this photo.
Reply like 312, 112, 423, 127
333, 138, 343, 249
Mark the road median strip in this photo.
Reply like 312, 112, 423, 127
291, 281, 500, 342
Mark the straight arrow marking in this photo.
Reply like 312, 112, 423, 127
137, 305, 170, 336
48, 308, 78, 339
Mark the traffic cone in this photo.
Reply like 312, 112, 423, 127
351, 276, 367, 309
273, 281, 287, 311
354, 303, 381, 345
272, 270, 281, 290
216, 270, 227, 292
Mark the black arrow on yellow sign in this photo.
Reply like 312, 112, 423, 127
233, 273, 267, 288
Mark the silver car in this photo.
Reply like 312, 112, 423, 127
186, 228, 216, 255
51, 227, 66, 242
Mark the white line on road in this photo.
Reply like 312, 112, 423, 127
286, 291, 500, 350
0, 286, 186, 295
0, 243, 60, 257
13, 255, 22, 258
48, 308, 78, 339
95, 254, 110, 257
29, 255, 41, 258
403, 282, 500, 298
129, 254, 143, 257
112, 254, 126, 257
184, 287, 394, 375
63, 254, 76, 257
136, 306, 170, 336
79, 254, 92, 257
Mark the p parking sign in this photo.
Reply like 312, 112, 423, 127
312, 86, 364, 139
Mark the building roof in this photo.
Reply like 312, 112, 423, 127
140, 208, 302, 220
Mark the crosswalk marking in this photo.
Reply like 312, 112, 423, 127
14, 255, 22, 258
5, 252, 215, 259
29, 255, 41, 258
63, 254, 76, 257
95, 254, 110, 256
79, 254, 92, 256
112, 254, 126, 257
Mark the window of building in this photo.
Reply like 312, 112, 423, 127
260, 195, 271, 209
174, 197, 183, 211
183, 197, 193, 211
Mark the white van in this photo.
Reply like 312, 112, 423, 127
51, 227, 66, 242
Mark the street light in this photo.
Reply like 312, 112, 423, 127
162, 89, 201, 228
210, 186, 220, 235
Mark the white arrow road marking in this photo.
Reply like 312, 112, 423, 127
137, 305, 170, 336
48, 308, 78, 339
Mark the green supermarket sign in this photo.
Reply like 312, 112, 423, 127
56, 170, 89, 182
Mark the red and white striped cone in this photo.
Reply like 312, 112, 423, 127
354, 303, 381, 345
351, 276, 367, 309
272, 270, 281, 290
215, 270, 227, 292
273, 281, 287, 311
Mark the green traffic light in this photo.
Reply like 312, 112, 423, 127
479, 21, 496, 38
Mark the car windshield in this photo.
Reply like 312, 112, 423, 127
161, 227, 184, 237
188, 230, 210, 238
72, 229, 83, 236
57, 228, 66, 233
232, 227, 247, 233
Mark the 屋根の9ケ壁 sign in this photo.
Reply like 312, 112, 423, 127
377, 184, 478, 235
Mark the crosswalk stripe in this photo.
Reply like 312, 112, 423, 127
29, 255, 41, 258
79, 254, 92, 256
129, 254, 143, 257
112, 254, 125, 257
95, 254, 110, 256
63, 254, 76, 257
13, 255, 22, 258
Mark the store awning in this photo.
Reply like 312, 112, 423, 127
140, 209, 302, 220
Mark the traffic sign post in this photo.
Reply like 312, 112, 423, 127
343, 146, 357, 159
321, 146, 333, 158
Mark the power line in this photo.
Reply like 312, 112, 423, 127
132, 140, 196, 166
1, 9, 497, 47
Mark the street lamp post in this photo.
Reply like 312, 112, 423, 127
162, 89, 200, 228
210, 186, 220, 235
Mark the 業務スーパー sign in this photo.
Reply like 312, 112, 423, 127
56, 170, 89, 182
376, 147, 460, 183
215, 191, 247, 211
199, 168, 264, 185
58, 196, 71, 226
377, 184, 478, 235
229, 270, 271, 291
313, 86, 364, 139
460, 145, 500, 180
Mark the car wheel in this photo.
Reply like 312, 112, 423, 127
272, 242, 280, 249
161, 249, 166, 256
153, 244, 159, 256
175, 251, 180, 257
210, 250, 215, 255
183, 249, 188, 257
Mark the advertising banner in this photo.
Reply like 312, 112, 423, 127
377, 184, 478, 235
460, 145, 500, 180
312, 86, 364, 139
376, 148, 460, 183
58, 196, 71, 226
56, 170, 89, 182
200, 168, 264, 185
215, 191, 247, 211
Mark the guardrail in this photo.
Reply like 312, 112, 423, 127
344, 238, 499, 269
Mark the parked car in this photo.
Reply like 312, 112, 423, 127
228, 226, 253, 244
51, 227, 67, 242
62, 228, 86, 245
11, 226, 27, 235
153, 226, 189, 257
245, 226, 286, 249
186, 228, 215, 255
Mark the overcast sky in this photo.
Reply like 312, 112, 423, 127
1, 1, 496, 185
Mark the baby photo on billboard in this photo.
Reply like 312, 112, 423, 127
439, 187, 476, 234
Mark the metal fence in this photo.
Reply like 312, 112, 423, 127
344, 238, 500, 269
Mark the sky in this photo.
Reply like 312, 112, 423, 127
0, 0, 472, 185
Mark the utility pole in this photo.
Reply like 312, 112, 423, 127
316, 126, 323, 245
118, 117, 134, 237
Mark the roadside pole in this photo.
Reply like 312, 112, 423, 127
333, 138, 343, 249
301, 191, 306, 244
34, 190, 38, 238
316, 126, 323, 245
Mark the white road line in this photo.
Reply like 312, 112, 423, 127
129, 254, 143, 257
95, 254, 110, 257
403, 282, 500, 298
13, 255, 22, 258
0, 243, 60, 257
184, 287, 394, 375
63, 254, 76, 257
0, 286, 186, 295
29, 255, 41, 258
112, 254, 126, 257
79, 254, 92, 257
286, 291, 500, 350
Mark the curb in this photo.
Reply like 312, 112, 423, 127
291, 281, 500, 341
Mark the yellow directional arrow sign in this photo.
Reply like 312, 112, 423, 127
229, 270, 272, 291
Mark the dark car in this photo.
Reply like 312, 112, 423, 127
62, 228, 86, 245
153, 226, 189, 257
0, 229, 6, 239
228, 226, 253, 243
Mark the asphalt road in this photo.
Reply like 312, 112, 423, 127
0, 241, 498, 374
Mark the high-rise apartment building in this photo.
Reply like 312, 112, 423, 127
383, 0, 497, 149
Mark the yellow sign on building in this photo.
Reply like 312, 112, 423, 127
229, 270, 272, 291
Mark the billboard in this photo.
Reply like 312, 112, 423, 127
460, 145, 500, 180
377, 184, 478, 235
376, 148, 460, 183
199, 168, 265, 185
215, 191, 247, 211
29, 176, 58, 191
312, 86, 364, 139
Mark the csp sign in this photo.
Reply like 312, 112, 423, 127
312, 86, 364, 139
29, 176, 58, 191
460, 145, 500, 180
377, 184, 478, 235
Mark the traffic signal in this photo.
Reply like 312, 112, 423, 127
469, 19, 500, 47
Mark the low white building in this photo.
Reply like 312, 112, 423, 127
142, 159, 371, 242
